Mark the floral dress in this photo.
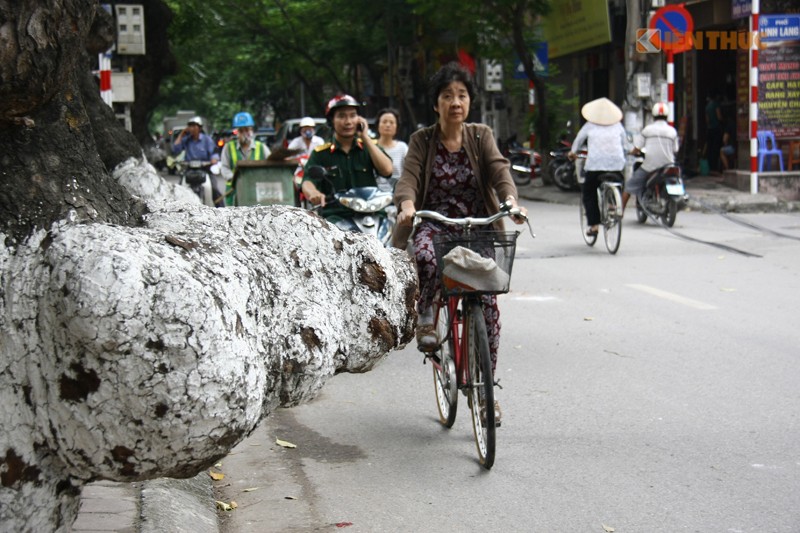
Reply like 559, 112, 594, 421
413, 141, 501, 370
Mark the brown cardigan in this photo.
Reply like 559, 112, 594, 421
391, 122, 518, 248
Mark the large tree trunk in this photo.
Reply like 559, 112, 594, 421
0, 0, 147, 243
0, 2, 416, 530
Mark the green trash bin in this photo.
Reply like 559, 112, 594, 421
234, 160, 298, 207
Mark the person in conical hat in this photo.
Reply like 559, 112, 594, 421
581, 97, 623, 125
568, 97, 628, 236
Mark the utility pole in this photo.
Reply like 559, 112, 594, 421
624, 0, 665, 177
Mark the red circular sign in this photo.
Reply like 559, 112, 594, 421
649, 5, 694, 54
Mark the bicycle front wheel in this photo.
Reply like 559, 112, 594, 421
466, 301, 495, 469
603, 185, 622, 255
432, 298, 458, 428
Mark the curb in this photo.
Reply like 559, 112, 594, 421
518, 183, 798, 214
139, 474, 219, 533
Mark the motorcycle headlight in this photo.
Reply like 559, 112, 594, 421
339, 195, 393, 212
366, 195, 393, 211
339, 197, 368, 211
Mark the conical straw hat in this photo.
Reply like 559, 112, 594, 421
581, 97, 623, 126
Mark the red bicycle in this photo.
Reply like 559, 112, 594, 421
413, 204, 529, 469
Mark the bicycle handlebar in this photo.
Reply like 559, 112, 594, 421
413, 202, 535, 237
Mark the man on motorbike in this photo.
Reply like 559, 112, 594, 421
172, 116, 224, 207
623, 102, 680, 210
301, 94, 393, 222
287, 117, 325, 157
220, 111, 271, 206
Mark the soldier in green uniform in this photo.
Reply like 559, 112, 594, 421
301, 94, 393, 221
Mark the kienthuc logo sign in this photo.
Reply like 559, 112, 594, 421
637, 29, 770, 52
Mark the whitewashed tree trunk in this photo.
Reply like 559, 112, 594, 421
0, 186, 416, 530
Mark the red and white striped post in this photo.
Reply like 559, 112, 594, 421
666, 50, 675, 126
99, 52, 112, 107
749, 0, 760, 194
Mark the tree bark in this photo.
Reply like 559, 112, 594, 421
0, 2, 417, 530
0, 0, 147, 244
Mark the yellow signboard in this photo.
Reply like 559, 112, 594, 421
543, 0, 612, 58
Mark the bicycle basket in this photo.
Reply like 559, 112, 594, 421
433, 231, 519, 296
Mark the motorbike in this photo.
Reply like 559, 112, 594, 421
176, 159, 221, 207
499, 134, 538, 186
548, 123, 578, 191
305, 165, 395, 246
634, 162, 688, 228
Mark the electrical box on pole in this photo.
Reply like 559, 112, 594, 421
115, 4, 146, 55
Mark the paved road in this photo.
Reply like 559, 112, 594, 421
214, 201, 800, 532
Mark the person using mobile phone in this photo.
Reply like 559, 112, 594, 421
301, 94, 392, 220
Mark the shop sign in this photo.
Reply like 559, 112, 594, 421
732, 0, 751, 20
759, 15, 800, 43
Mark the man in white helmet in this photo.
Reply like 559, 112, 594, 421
623, 102, 679, 210
172, 116, 224, 206
287, 117, 324, 157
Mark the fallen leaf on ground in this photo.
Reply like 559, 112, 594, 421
720, 287, 736, 292
208, 470, 225, 481
584, 317, 594, 321
242, 487, 260, 492
230, 501, 238, 509
285, 496, 297, 500
215, 501, 232, 512
335, 522, 353, 528
602, 524, 615, 532
276, 438, 297, 448
214, 462, 223, 468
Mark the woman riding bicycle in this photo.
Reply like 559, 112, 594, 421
393, 62, 528, 423
568, 97, 628, 237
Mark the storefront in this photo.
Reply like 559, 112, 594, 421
682, 0, 800, 176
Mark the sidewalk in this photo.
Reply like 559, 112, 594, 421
71, 172, 796, 533
516, 174, 799, 213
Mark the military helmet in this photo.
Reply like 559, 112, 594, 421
325, 94, 361, 125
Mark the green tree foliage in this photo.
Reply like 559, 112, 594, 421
157, 0, 417, 131
154, 0, 561, 147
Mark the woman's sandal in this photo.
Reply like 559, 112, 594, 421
480, 400, 502, 428
416, 324, 438, 352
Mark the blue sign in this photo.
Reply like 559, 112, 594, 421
760, 15, 800, 42
514, 42, 548, 79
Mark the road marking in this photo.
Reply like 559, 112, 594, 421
626, 284, 717, 310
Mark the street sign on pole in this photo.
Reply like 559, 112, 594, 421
649, 5, 694, 54
513, 43, 548, 79
648, 5, 694, 126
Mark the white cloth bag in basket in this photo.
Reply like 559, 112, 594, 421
441, 246, 509, 292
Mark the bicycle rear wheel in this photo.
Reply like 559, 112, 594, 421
466, 301, 495, 469
432, 298, 458, 427
580, 196, 597, 246
603, 185, 622, 255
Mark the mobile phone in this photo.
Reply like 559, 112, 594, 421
356, 122, 363, 133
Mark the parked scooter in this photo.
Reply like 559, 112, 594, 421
305, 166, 395, 246
548, 122, 578, 191
499, 134, 537, 186
176, 159, 221, 207
634, 162, 688, 228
